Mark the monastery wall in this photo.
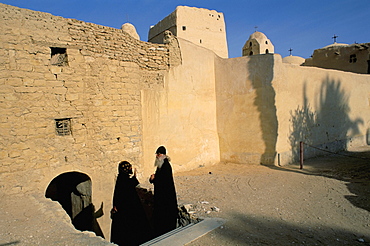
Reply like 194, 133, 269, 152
215, 53, 370, 166
0, 3, 169, 238
141, 38, 220, 174
274, 57, 370, 165
215, 54, 276, 164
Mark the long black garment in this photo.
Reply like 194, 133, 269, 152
151, 158, 178, 237
111, 174, 152, 246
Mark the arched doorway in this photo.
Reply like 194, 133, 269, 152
45, 172, 104, 238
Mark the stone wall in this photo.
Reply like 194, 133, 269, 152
0, 3, 170, 238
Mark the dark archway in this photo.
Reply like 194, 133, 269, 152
45, 172, 104, 238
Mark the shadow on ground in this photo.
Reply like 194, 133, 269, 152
267, 147, 370, 213
214, 212, 370, 246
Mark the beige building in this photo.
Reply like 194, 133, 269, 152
1, 3, 370, 242
148, 6, 228, 58
303, 42, 370, 74
242, 31, 274, 56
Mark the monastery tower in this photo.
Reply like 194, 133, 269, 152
148, 6, 228, 58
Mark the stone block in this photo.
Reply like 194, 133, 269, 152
49, 66, 62, 74
65, 93, 79, 101
18, 63, 34, 72
22, 78, 35, 86
14, 86, 39, 93
6, 78, 22, 86
53, 87, 67, 95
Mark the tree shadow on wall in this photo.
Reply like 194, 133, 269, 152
289, 77, 363, 162
287, 77, 370, 212
247, 54, 278, 165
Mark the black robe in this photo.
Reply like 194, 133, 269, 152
151, 158, 178, 237
111, 174, 151, 246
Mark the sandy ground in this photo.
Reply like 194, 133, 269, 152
175, 145, 370, 246
1, 145, 370, 246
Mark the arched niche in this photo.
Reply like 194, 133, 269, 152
45, 171, 104, 238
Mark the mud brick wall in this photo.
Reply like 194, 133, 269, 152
0, 3, 170, 194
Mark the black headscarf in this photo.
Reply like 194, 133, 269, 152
118, 161, 132, 175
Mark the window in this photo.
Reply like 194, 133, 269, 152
249, 51, 253, 55
50, 47, 68, 66
55, 118, 71, 136
349, 54, 357, 63
266, 49, 269, 54
265, 41, 268, 44
182, 26, 186, 31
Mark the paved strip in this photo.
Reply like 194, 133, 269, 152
141, 218, 226, 246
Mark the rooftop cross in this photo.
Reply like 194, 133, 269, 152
288, 48, 293, 56
332, 34, 338, 43
254, 26, 258, 32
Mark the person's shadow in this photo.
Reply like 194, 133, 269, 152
73, 202, 104, 238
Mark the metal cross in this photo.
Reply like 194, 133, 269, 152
288, 48, 293, 56
332, 34, 338, 43
254, 26, 258, 32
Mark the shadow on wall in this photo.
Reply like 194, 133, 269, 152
45, 172, 104, 238
247, 54, 278, 165
289, 77, 363, 162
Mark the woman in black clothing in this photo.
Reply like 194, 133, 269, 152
111, 161, 152, 246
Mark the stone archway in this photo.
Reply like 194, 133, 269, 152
45, 172, 104, 238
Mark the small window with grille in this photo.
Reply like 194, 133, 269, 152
50, 47, 68, 66
55, 118, 71, 136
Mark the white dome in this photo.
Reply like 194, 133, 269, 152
249, 31, 268, 42
121, 23, 140, 40
282, 55, 305, 65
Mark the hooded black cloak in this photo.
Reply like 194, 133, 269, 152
111, 171, 152, 245
150, 157, 178, 237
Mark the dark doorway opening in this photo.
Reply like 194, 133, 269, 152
45, 172, 104, 238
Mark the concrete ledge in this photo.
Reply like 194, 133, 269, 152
141, 218, 225, 246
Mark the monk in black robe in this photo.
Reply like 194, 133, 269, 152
149, 146, 178, 237
111, 161, 152, 246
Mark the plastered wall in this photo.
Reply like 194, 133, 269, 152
274, 56, 370, 165
141, 38, 220, 175
149, 6, 228, 58
303, 43, 370, 74
215, 54, 277, 165
215, 53, 370, 166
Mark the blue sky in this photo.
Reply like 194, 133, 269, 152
1, 0, 369, 58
